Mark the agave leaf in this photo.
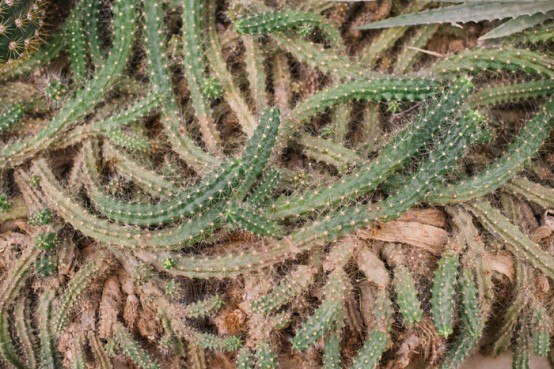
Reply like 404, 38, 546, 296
356, 2, 554, 29
479, 11, 554, 40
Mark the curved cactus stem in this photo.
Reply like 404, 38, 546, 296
250, 265, 316, 315
439, 268, 484, 369
0, 244, 40, 369
103, 143, 180, 198
323, 332, 341, 369
255, 342, 277, 369
204, 0, 258, 136
272, 79, 470, 220
142, 0, 219, 172
243, 35, 268, 113
83, 0, 104, 66
295, 133, 362, 174
429, 100, 554, 204
530, 300, 550, 357
38, 288, 58, 369
505, 176, 554, 209
226, 204, 284, 237
34, 158, 223, 250
182, 0, 222, 155
182, 295, 223, 319
66, 6, 88, 83
52, 255, 105, 336
112, 323, 160, 369
465, 200, 554, 279
71, 333, 87, 369
0, 0, 138, 169
13, 297, 37, 369
493, 260, 530, 356
246, 169, 281, 208
291, 270, 349, 351
393, 24, 439, 74
430, 47, 554, 78
235, 9, 343, 48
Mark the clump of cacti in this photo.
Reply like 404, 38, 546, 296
0, 1, 553, 368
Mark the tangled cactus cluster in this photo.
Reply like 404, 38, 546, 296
0, 1, 553, 368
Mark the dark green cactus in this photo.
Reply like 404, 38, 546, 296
0, 0, 45, 63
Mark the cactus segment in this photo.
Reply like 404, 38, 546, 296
430, 251, 460, 338
466, 200, 554, 279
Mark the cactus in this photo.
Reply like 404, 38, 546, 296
38, 288, 58, 369
0, 0, 138, 169
36, 232, 56, 250
204, 0, 258, 136
112, 322, 161, 369
470, 79, 554, 107
0, 0, 45, 63
350, 330, 389, 369
251, 265, 316, 315
431, 251, 460, 338
237, 347, 254, 369
466, 199, 554, 279
13, 296, 36, 368
440, 269, 484, 369
255, 342, 277, 369
0, 103, 24, 133
52, 255, 105, 335
235, 9, 343, 47
291, 270, 348, 351
431, 47, 553, 78
393, 265, 423, 327
182, 0, 222, 154
429, 99, 554, 204
505, 175, 554, 209
272, 79, 469, 220
30, 207, 53, 225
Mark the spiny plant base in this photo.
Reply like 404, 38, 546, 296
0, 1, 553, 369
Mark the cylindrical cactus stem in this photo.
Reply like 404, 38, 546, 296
237, 347, 255, 369
490, 261, 529, 356
52, 254, 105, 336
393, 24, 439, 74
430, 250, 460, 338
204, 0, 258, 136
439, 268, 484, 369
112, 322, 161, 369
530, 300, 550, 357
291, 270, 349, 351
470, 79, 554, 107
0, 0, 45, 64
465, 199, 554, 279
235, 9, 343, 48
350, 330, 389, 369
182, 0, 222, 155
142, 0, 219, 172
255, 342, 277, 369
393, 265, 423, 327
250, 265, 316, 315
13, 296, 37, 369
38, 288, 58, 369
0, 243, 41, 369
323, 332, 342, 369
429, 98, 554, 204
0, 103, 24, 133
505, 175, 554, 209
